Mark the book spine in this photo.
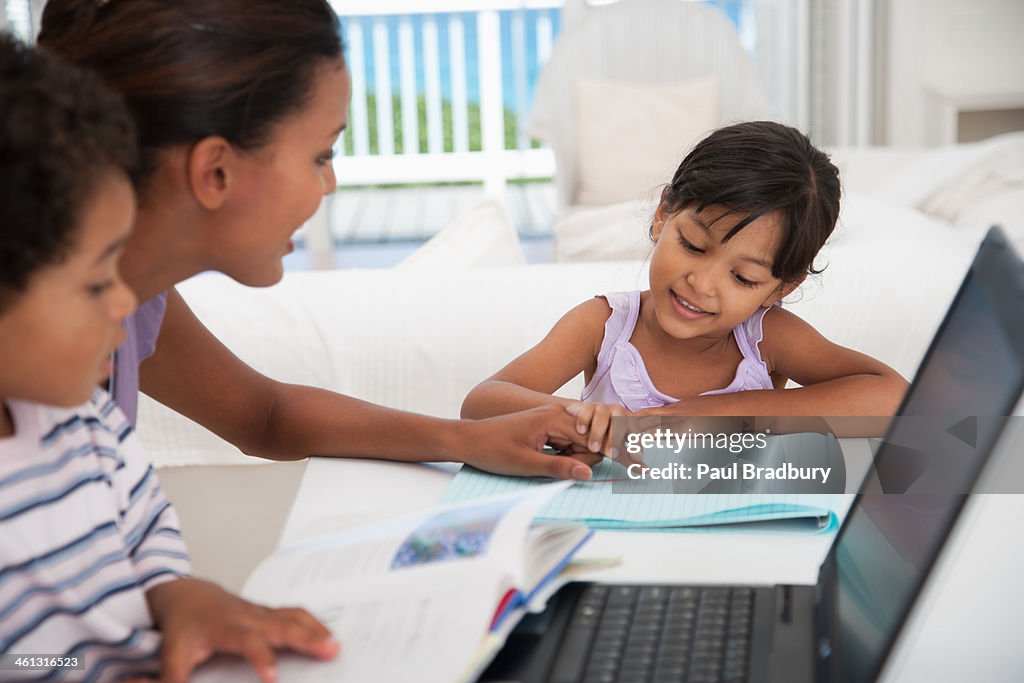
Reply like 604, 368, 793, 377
490, 588, 522, 631
489, 529, 596, 632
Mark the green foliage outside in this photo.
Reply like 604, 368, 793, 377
342, 93, 542, 156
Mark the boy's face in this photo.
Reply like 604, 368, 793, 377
0, 171, 137, 407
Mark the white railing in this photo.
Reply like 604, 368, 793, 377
1, 0, 37, 38
328, 1, 562, 196
326, 0, 827, 200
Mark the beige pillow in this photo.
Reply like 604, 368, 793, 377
396, 197, 525, 270
574, 76, 720, 206
554, 199, 655, 262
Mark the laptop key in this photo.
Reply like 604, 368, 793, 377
549, 625, 599, 683
544, 586, 758, 683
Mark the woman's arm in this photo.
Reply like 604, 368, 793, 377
139, 290, 594, 478
461, 298, 611, 419
640, 308, 908, 436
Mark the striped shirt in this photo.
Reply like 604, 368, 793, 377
0, 391, 191, 682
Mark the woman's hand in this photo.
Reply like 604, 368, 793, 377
458, 404, 605, 479
146, 578, 339, 683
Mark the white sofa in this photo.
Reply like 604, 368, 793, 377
141, 135, 1024, 591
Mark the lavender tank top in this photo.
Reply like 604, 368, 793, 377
581, 291, 774, 412
111, 292, 168, 424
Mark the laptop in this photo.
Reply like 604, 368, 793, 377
479, 226, 1024, 683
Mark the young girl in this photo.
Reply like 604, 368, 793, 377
0, 35, 336, 683
462, 121, 909, 458
37, 0, 592, 481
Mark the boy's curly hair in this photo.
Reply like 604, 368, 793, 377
0, 33, 136, 308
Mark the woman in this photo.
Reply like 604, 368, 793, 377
38, 0, 599, 480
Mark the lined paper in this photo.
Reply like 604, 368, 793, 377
443, 433, 844, 533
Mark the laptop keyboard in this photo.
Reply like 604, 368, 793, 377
549, 584, 754, 683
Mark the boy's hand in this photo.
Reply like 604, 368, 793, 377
146, 578, 339, 683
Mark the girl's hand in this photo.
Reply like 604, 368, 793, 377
146, 578, 339, 683
564, 401, 634, 462
544, 436, 606, 467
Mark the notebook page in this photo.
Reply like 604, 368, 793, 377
443, 433, 843, 530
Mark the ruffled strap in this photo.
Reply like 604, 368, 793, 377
582, 291, 641, 401
703, 305, 774, 393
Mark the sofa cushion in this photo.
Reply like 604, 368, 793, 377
136, 223, 975, 470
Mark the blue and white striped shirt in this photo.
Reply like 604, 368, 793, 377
0, 391, 191, 681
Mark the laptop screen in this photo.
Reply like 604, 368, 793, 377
830, 228, 1024, 682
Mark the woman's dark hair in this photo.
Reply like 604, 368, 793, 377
38, 0, 344, 188
0, 32, 136, 309
658, 121, 841, 283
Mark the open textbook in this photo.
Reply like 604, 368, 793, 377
444, 432, 847, 532
193, 482, 591, 683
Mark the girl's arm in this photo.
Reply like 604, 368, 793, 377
138, 290, 594, 479
641, 307, 908, 435
461, 298, 611, 419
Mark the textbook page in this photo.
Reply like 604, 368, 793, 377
193, 482, 579, 682
194, 574, 497, 683
241, 480, 574, 590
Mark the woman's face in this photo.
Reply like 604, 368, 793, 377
215, 58, 350, 286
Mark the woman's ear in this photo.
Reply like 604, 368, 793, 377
186, 137, 235, 211
764, 275, 807, 307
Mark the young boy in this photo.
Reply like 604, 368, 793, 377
0, 35, 338, 682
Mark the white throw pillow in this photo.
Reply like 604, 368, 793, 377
395, 197, 525, 270
954, 189, 1024, 254
574, 76, 719, 206
824, 191, 957, 251
875, 131, 1024, 217
554, 199, 655, 262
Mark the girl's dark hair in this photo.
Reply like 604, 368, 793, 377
659, 121, 841, 283
38, 0, 344, 188
0, 32, 136, 309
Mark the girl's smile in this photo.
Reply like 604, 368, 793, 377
646, 203, 802, 345
670, 290, 714, 319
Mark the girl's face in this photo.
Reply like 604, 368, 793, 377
647, 203, 800, 343
0, 171, 137, 407
214, 59, 350, 286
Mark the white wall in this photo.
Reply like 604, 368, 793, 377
886, 0, 1024, 146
